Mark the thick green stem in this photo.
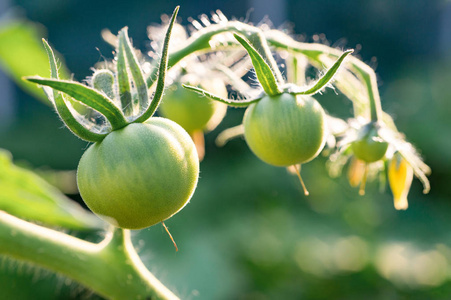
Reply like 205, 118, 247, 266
0, 211, 178, 300
147, 21, 284, 89
351, 64, 381, 122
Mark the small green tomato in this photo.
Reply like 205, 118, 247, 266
243, 93, 327, 167
77, 118, 199, 229
159, 77, 227, 135
351, 122, 388, 163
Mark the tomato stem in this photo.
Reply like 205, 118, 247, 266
145, 20, 382, 123
265, 31, 382, 122
0, 211, 179, 300
146, 21, 284, 90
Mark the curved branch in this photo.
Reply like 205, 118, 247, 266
146, 21, 283, 89
0, 211, 179, 300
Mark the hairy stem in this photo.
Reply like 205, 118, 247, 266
148, 20, 382, 122
0, 211, 178, 300
265, 30, 382, 121
147, 21, 283, 88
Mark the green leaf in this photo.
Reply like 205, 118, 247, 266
42, 39, 107, 142
233, 33, 281, 96
183, 84, 262, 107
0, 20, 69, 104
133, 6, 179, 123
25, 76, 128, 130
289, 49, 353, 96
118, 28, 149, 113
0, 150, 104, 230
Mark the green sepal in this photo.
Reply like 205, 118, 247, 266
116, 35, 133, 116
233, 33, 281, 96
25, 76, 128, 130
42, 39, 107, 142
133, 6, 179, 123
396, 148, 431, 194
287, 49, 353, 96
183, 84, 262, 107
118, 28, 148, 114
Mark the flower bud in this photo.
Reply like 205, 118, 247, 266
92, 69, 115, 100
347, 157, 366, 187
388, 153, 413, 210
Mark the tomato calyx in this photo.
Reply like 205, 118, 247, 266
24, 7, 180, 142
183, 42, 353, 107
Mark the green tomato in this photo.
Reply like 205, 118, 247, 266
243, 93, 326, 167
76, 118, 199, 229
351, 123, 388, 163
159, 78, 227, 134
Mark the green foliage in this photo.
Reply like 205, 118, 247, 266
0, 21, 68, 103
0, 149, 103, 230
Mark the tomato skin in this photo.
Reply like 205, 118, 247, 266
159, 79, 227, 134
243, 93, 326, 167
351, 123, 388, 163
76, 118, 199, 229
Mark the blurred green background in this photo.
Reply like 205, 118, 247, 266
1, 0, 451, 299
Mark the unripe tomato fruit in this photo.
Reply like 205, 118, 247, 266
351, 123, 388, 163
243, 93, 326, 167
159, 78, 227, 134
77, 118, 199, 229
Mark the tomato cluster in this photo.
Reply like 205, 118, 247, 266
26, 5, 428, 231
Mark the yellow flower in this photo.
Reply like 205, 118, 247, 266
347, 157, 366, 188
388, 153, 414, 210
